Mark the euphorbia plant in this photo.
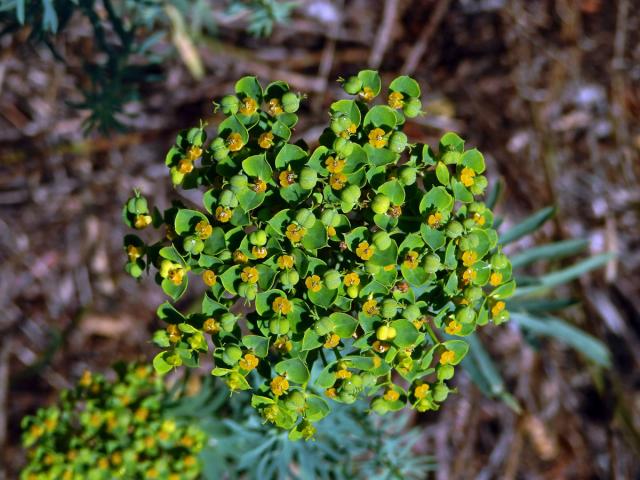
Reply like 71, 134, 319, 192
123, 70, 515, 439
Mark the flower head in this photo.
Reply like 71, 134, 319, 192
403, 251, 419, 269
239, 353, 259, 371
462, 268, 477, 284
195, 220, 212, 240
368, 128, 387, 148
324, 333, 340, 349
360, 86, 375, 101
215, 206, 232, 223
233, 250, 248, 263
252, 246, 267, 259
266, 98, 283, 116
241, 266, 259, 284
363, 298, 379, 316
279, 170, 297, 187
227, 132, 244, 152
344, 272, 360, 287
356, 241, 375, 261
258, 132, 274, 149
305, 275, 322, 292
277, 255, 295, 269
270, 375, 289, 396
440, 350, 455, 365
462, 250, 478, 267
239, 96, 258, 115
460, 167, 476, 187
272, 296, 292, 315
329, 172, 347, 190
388, 91, 404, 109
491, 301, 506, 317
202, 269, 217, 287
414, 384, 430, 400
252, 179, 267, 193
127, 245, 143, 262
325, 156, 346, 173
489, 272, 503, 286
285, 223, 306, 243
383, 389, 400, 402
445, 320, 462, 335
178, 158, 194, 174
427, 212, 442, 228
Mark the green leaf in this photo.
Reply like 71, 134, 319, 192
161, 277, 188, 301
510, 238, 589, 269
156, 302, 185, 323
174, 209, 208, 235
357, 69, 382, 95
275, 358, 310, 384
236, 189, 266, 212
451, 178, 474, 203
242, 335, 269, 357
330, 313, 358, 338
511, 313, 610, 367
152, 351, 174, 375
218, 115, 249, 143
242, 154, 273, 180
308, 285, 338, 309
391, 319, 419, 347
301, 330, 322, 351
305, 395, 330, 422
378, 180, 405, 205
271, 120, 291, 141
421, 186, 454, 212
442, 340, 469, 365
202, 294, 227, 316
435, 162, 450, 185
420, 224, 446, 251
364, 144, 398, 167
220, 265, 240, 295
235, 75, 263, 100
389, 75, 421, 97
461, 148, 485, 173
256, 289, 287, 316
159, 246, 185, 265
203, 227, 226, 254
330, 99, 361, 126
363, 105, 397, 128
301, 220, 328, 251
275, 144, 307, 169
401, 265, 429, 287
498, 207, 555, 245
315, 362, 337, 389
439, 132, 465, 152
491, 280, 516, 299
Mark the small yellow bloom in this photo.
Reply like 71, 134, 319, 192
325, 156, 346, 173
270, 375, 289, 396
285, 223, 306, 243
462, 267, 477, 284
273, 336, 293, 353
267, 98, 283, 116
196, 220, 212, 240
239, 353, 259, 371
384, 389, 400, 402
239, 96, 258, 115
324, 333, 340, 348
360, 86, 375, 101
325, 387, 338, 398
344, 272, 360, 287
388, 205, 402, 218
440, 350, 456, 365
388, 91, 404, 109
491, 301, 506, 317
168, 267, 185, 286
347, 123, 357, 134
327, 225, 337, 237
336, 368, 351, 379
203, 269, 217, 287
403, 251, 419, 269
227, 132, 244, 152
203, 318, 221, 335
356, 241, 375, 261
363, 298, 379, 316
215, 206, 232, 223
79, 370, 92, 388
272, 296, 292, 315
460, 167, 476, 187
277, 255, 295, 269
368, 127, 387, 148
134, 214, 152, 229
241, 266, 259, 284
279, 170, 297, 187
253, 179, 268, 193
372, 340, 390, 353
258, 131, 274, 149
462, 250, 478, 267
233, 250, 248, 263
127, 245, 143, 262
445, 320, 462, 335
414, 384, 430, 399
427, 212, 442, 228
178, 158, 194, 174
252, 246, 267, 259
329, 172, 347, 190
489, 272, 503, 286
473, 212, 485, 225
305, 275, 322, 292
187, 146, 202, 160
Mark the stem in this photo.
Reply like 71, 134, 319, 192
425, 322, 440, 345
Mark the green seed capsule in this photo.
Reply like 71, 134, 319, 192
211, 137, 230, 161
279, 270, 300, 286
249, 229, 268, 246
269, 318, 290, 335
446, 221, 464, 238
371, 194, 391, 215
333, 137, 354, 157
456, 307, 476, 324
494, 310, 510, 325
433, 383, 449, 402
365, 261, 382, 275
330, 119, 344, 134
299, 167, 318, 190
321, 209, 340, 227
403, 97, 422, 118
183, 235, 204, 254
398, 166, 417, 185
442, 150, 461, 165
389, 131, 408, 154
323, 269, 341, 290
344, 76, 363, 95
134, 197, 148, 214
458, 237, 471, 252
282, 92, 300, 113
463, 218, 476, 229
372, 231, 391, 250
491, 253, 509, 270
229, 174, 249, 192
284, 390, 305, 409
346, 285, 360, 298
466, 233, 480, 249
126, 262, 143, 278
219, 189, 238, 208
221, 313, 236, 332
371, 397, 390, 414
314, 317, 335, 336
340, 184, 361, 204
403, 304, 421, 321
342, 374, 363, 393
223, 346, 243, 365
437, 364, 454, 381
220, 95, 239, 115
423, 254, 441, 274
295, 208, 316, 229
381, 300, 398, 319
170, 167, 185, 185
338, 391, 358, 404
238, 282, 258, 301
464, 286, 483, 303
335, 114, 352, 132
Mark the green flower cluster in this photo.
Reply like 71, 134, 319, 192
123, 70, 515, 438
20, 365, 205, 480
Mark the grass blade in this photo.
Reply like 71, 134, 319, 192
510, 238, 589, 269
498, 206, 555, 245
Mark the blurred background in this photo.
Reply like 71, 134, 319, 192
1, 0, 639, 478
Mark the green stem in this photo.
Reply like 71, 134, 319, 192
425, 322, 440, 345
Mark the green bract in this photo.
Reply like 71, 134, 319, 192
20, 365, 205, 480
123, 71, 515, 439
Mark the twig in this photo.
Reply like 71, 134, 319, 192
401, 0, 452, 75
0, 339, 9, 480
368, 0, 401, 69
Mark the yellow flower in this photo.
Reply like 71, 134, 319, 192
360, 86, 375, 101
241, 266, 259, 284
239, 353, 259, 371
273, 336, 293, 353
388, 91, 404, 109
227, 132, 244, 152
460, 167, 476, 187
239, 96, 258, 115
134, 214, 152, 229
126, 245, 143, 262
440, 350, 456, 365
203, 318, 221, 334
270, 375, 289, 396
305, 275, 322, 292
388, 205, 402, 218
356, 241, 375, 260
368, 127, 387, 148
473, 212, 485, 225
347, 123, 357, 134
372, 340, 390, 353
363, 298, 379, 316
252, 246, 268, 259
285, 223, 306, 243
324, 333, 340, 348
403, 251, 419, 269
272, 296, 292, 315
79, 370, 92, 388
215, 206, 232, 223
336, 368, 351, 379
489, 272, 503, 286
325, 156, 346, 173
427, 212, 442, 227
168, 267, 185, 286
253, 179, 268, 193
462, 250, 478, 267
325, 387, 337, 398
491, 301, 506, 317
196, 220, 212, 239
279, 170, 297, 187
267, 98, 283, 116
462, 268, 477, 284
233, 250, 248, 263
187, 146, 202, 160
344, 272, 360, 287
178, 158, 194, 174
383, 389, 400, 402
202, 269, 217, 287
277, 255, 295, 269
414, 384, 430, 399
329, 172, 347, 190
258, 131, 274, 149
327, 225, 336, 237
445, 320, 462, 335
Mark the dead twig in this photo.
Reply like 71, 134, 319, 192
368, 0, 401, 69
